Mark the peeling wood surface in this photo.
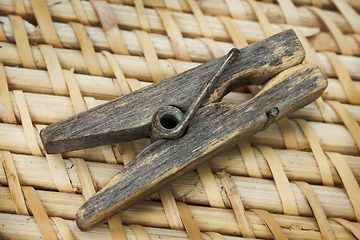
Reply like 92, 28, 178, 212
40, 29, 305, 154
75, 63, 328, 231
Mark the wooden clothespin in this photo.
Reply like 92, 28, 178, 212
40, 29, 328, 231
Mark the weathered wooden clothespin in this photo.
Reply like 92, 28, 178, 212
40, 29, 328, 231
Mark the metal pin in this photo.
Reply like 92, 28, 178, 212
151, 48, 240, 142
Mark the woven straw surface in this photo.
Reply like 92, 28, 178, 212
0, 0, 360, 239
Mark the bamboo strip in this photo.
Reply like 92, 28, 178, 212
238, 140, 262, 178
29, 0, 62, 48
51, 217, 75, 240
251, 0, 360, 10
0, 41, 180, 82
199, 38, 224, 58
218, 16, 248, 48
327, 152, 360, 222
0, 151, 29, 215
306, 0, 323, 8
107, 215, 127, 240
295, 119, 334, 186
328, 101, 360, 151
324, 51, 360, 104
12, 0, 28, 19
129, 225, 152, 239
0, 0, 353, 34
70, 0, 89, 25
134, 0, 151, 32
277, 117, 299, 149
186, 0, 213, 38
157, 8, 191, 61
117, 142, 136, 166
309, 32, 360, 57
295, 182, 336, 240
0, 213, 243, 240
1, 41, 359, 82
9, 15, 37, 69
206, 232, 227, 240
0, 187, 357, 239
252, 119, 359, 155
158, 186, 184, 230
12, 90, 43, 157
91, 1, 129, 55
38, 44, 68, 96
331, 0, 360, 34
197, 163, 225, 208
217, 172, 255, 238
0, 123, 122, 162
4, 90, 360, 129
62, 0, 360, 13
63, 69, 88, 113
1, 152, 359, 221
325, 78, 360, 103
133, 9, 223, 225
246, 0, 274, 38
183, 0, 355, 33
251, 209, 289, 240
105, 139, 360, 186
1, 63, 358, 104
119, 0, 360, 13
277, 0, 302, 25
0, 64, 16, 123
101, 51, 133, 97
1, 111, 359, 157
45, 153, 74, 193
2, 140, 358, 187
256, 146, 299, 215
70, 22, 104, 77
35, 123, 75, 193
315, 97, 333, 124
164, 0, 183, 12
176, 202, 204, 240
134, 30, 164, 82
4, 88, 360, 178
0, 14, 360, 62
4, 79, 360, 162
70, 158, 96, 200
0, 23, 7, 42
332, 218, 360, 238
307, 6, 353, 56
21, 186, 58, 240
2, 16, 338, 62
224, 0, 248, 20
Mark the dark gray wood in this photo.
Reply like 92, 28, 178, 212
75, 63, 328, 231
40, 29, 305, 154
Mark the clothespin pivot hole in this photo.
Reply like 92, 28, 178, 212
151, 48, 240, 142
151, 105, 184, 142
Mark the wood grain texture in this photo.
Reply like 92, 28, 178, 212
40, 29, 305, 154
75, 63, 328, 231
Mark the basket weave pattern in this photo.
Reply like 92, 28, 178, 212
0, 0, 360, 239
